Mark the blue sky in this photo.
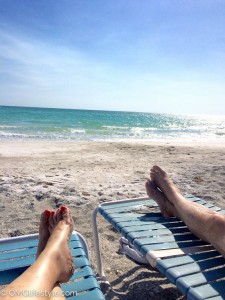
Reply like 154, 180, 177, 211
0, 0, 225, 115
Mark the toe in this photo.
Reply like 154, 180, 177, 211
145, 179, 151, 188
54, 208, 63, 223
150, 169, 157, 179
40, 210, 50, 225
60, 206, 69, 219
60, 206, 74, 232
154, 165, 166, 175
49, 211, 56, 228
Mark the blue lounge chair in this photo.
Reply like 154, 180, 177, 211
92, 195, 225, 300
0, 231, 105, 300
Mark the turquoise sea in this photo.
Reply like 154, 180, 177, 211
0, 106, 225, 142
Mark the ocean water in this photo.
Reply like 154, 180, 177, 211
0, 106, 225, 142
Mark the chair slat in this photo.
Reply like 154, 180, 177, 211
141, 240, 208, 255
66, 288, 105, 300
126, 227, 191, 243
156, 249, 220, 274
0, 235, 79, 252
165, 256, 225, 284
134, 232, 200, 247
187, 280, 225, 300
120, 220, 186, 235
62, 277, 100, 294
0, 245, 86, 262
70, 266, 95, 281
99, 199, 157, 212
177, 266, 225, 295
113, 217, 179, 231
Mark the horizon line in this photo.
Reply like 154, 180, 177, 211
1, 104, 225, 118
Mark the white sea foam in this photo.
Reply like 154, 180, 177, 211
70, 129, 86, 134
0, 131, 37, 138
0, 125, 21, 128
102, 126, 130, 130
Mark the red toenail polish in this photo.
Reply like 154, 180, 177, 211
60, 206, 67, 212
50, 211, 55, 215
44, 210, 51, 216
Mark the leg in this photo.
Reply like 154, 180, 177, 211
0, 207, 74, 300
148, 166, 225, 257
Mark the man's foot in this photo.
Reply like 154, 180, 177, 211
145, 179, 175, 217
41, 206, 75, 283
36, 210, 52, 258
150, 166, 182, 204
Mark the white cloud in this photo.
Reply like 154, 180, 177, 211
0, 29, 225, 115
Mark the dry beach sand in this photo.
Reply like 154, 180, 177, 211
0, 140, 225, 299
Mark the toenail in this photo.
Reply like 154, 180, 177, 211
44, 210, 51, 216
60, 206, 67, 212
